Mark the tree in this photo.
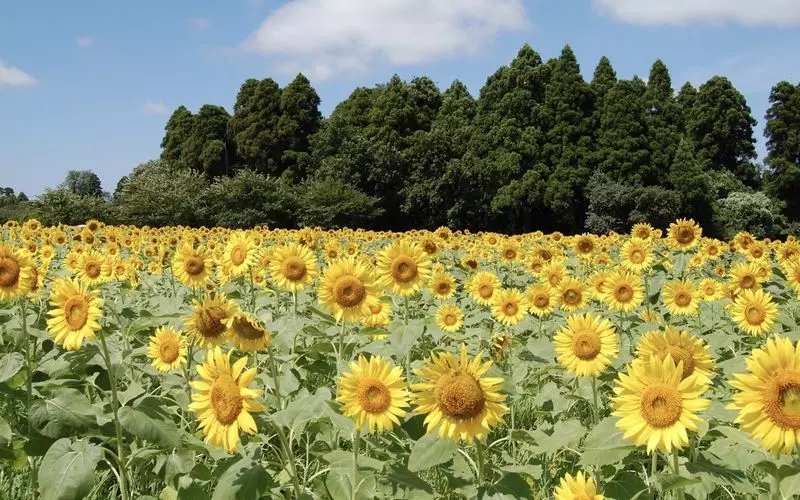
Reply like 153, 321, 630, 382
231, 79, 282, 175
160, 106, 194, 165
60, 170, 103, 197
113, 160, 208, 227
295, 179, 383, 229
687, 76, 758, 184
591, 56, 617, 101
33, 189, 110, 226
199, 170, 296, 228
644, 60, 681, 183
276, 74, 321, 180
667, 138, 714, 226
180, 105, 234, 178
714, 191, 785, 239
764, 81, 800, 220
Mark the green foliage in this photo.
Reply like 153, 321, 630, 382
59, 170, 103, 198
713, 191, 786, 239
294, 178, 383, 229
32, 189, 110, 226
764, 81, 800, 221
199, 169, 296, 228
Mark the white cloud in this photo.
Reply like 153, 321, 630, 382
242, 0, 528, 80
76, 36, 93, 47
594, 0, 800, 26
189, 17, 211, 29
0, 60, 37, 87
142, 101, 169, 115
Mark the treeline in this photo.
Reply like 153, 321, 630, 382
15, 44, 800, 237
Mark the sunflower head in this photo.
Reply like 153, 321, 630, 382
436, 304, 464, 333
636, 327, 715, 381
184, 293, 238, 348
668, 218, 702, 250
375, 240, 432, 296
318, 257, 378, 322
147, 326, 188, 372
0, 244, 34, 301
490, 288, 528, 326
554, 313, 619, 377
226, 312, 272, 352
336, 355, 410, 433
46, 278, 103, 351
554, 471, 603, 500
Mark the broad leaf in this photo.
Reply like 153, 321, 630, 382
0, 352, 25, 383
211, 457, 271, 500
29, 389, 96, 438
408, 433, 457, 472
119, 396, 181, 449
39, 438, 103, 500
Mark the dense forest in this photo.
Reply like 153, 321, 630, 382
5, 44, 800, 238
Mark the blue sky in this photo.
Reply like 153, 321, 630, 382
2, 0, 799, 196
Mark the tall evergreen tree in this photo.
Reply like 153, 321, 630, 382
667, 137, 713, 226
644, 60, 681, 184
591, 56, 617, 100
764, 81, 800, 220
231, 78, 282, 175
160, 106, 194, 165
675, 82, 697, 134
277, 73, 321, 180
687, 76, 758, 184
180, 105, 234, 178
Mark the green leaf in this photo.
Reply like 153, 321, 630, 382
211, 457, 271, 500
601, 471, 648, 500
388, 319, 425, 359
530, 419, 585, 455
579, 416, 635, 467
29, 389, 96, 438
385, 464, 434, 495
478, 472, 533, 499
0, 352, 25, 382
325, 471, 353, 500
119, 397, 181, 449
270, 389, 331, 437
323, 450, 384, 472
39, 438, 103, 500
408, 433, 457, 472
652, 473, 701, 492
0, 415, 11, 445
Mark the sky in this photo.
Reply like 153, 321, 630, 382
1, 0, 799, 196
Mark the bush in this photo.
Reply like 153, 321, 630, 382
713, 191, 786, 239
199, 169, 296, 228
32, 189, 111, 226
295, 179, 384, 229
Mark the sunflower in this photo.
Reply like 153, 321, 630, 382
491, 332, 513, 362
498, 239, 521, 263
268, 243, 319, 293
728, 336, 800, 455
543, 260, 567, 288
703, 239, 724, 260
375, 240, 432, 297
318, 257, 379, 322
429, 270, 456, 300
631, 223, 654, 240
554, 471, 604, 500
612, 355, 710, 454
620, 238, 653, 273
490, 288, 528, 327
554, 313, 619, 377
226, 311, 272, 352
0, 244, 34, 301
172, 244, 212, 288
75, 250, 109, 287
188, 348, 264, 453
336, 355, 410, 433
412, 345, 508, 442
558, 278, 586, 313
602, 270, 644, 313
46, 278, 103, 351
729, 288, 778, 336
668, 218, 702, 250
636, 327, 715, 382
221, 232, 256, 278
362, 298, 392, 329
147, 326, 188, 372
730, 261, 763, 294
184, 293, 239, 348
587, 271, 611, 301
468, 271, 500, 306
786, 262, 800, 297
699, 278, 722, 301
436, 304, 464, 333
526, 284, 557, 317
662, 280, 700, 317
639, 310, 663, 324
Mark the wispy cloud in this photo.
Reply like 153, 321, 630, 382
241, 0, 529, 81
0, 60, 38, 87
76, 36, 93, 48
189, 17, 211, 30
594, 0, 800, 26
142, 101, 169, 115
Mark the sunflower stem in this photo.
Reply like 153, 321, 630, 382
98, 329, 129, 500
590, 376, 599, 425
183, 344, 195, 432
292, 291, 298, 316
19, 300, 38, 499
650, 452, 658, 481
268, 348, 283, 409
671, 448, 684, 500
337, 321, 346, 376
351, 429, 360, 500
475, 440, 486, 484
249, 270, 256, 313
273, 422, 303, 498
771, 472, 781, 500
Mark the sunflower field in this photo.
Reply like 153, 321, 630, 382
2, 218, 800, 500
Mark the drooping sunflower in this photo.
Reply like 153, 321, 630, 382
612, 355, 710, 454
375, 240, 432, 297
553, 313, 619, 377
336, 355, 410, 433
429, 269, 456, 300
188, 348, 264, 453
412, 345, 508, 442
490, 288, 528, 327
468, 271, 500, 306
602, 270, 644, 313
436, 304, 464, 333
221, 232, 256, 278
46, 278, 103, 351
184, 293, 239, 348
526, 284, 557, 317
662, 280, 700, 317
558, 278, 586, 313
636, 327, 715, 382
553, 471, 604, 500
147, 326, 188, 372
318, 257, 379, 322
268, 243, 319, 293
0, 244, 34, 301
226, 311, 272, 352
729, 288, 778, 336
728, 336, 800, 455
668, 218, 702, 251
620, 237, 653, 273
75, 250, 108, 287
172, 244, 212, 288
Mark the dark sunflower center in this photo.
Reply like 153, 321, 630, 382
662, 347, 695, 378
572, 331, 601, 360
640, 384, 683, 428
210, 373, 243, 425
232, 317, 265, 340
85, 262, 101, 279
185, 256, 205, 276
355, 379, 391, 414
391, 256, 418, 283
334, 275, 366, 308
0, 257, 21, 287
230, 246, 246, 266
282, 256, 307, 281
436, 371, 485, 419
436, 281, 451, 295
763, 372, 800, 430
158, 338, 180, 363
615, 284, 633, 302
677, 228, 694, 244
64, 296, 89, 330
534, 294, 549, 308
478, 284, 494, 299
503, 301, 519, 316
423, 240, 437, 254
578, 240, 593, 253
197, 307, 226, 338
504, 249, 516, 260
674, 291, 691, 307
444, 313, 458, 326
744, 304, 765, 325
563, 289, 581, 305
741, 275, 755, 289
630, 249, 644, 263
